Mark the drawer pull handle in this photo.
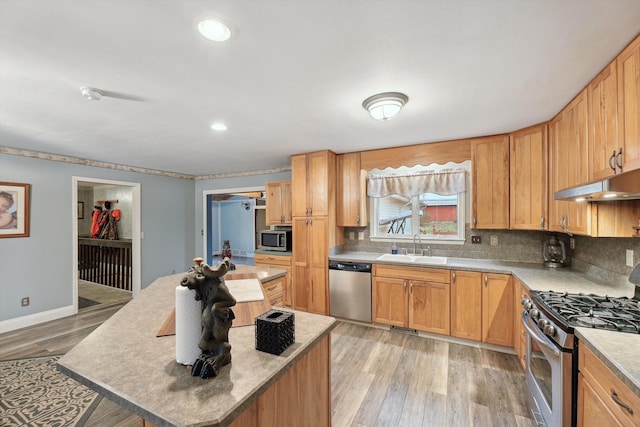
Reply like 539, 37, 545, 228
267, 285, 278, 291
611, 388, 634, 414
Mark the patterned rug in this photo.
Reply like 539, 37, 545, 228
0, 355, 101, 426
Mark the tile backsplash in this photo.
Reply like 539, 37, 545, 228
341, 225, 640, 287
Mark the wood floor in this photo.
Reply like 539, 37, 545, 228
0, 288, 534, 426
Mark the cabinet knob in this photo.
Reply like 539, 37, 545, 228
540, 216, 545, 229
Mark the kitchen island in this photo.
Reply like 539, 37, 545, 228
57, 271, 336, 427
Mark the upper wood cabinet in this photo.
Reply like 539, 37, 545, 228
588, 60, 620, 180
509, 124, 548, 231
265, 181, 292, 225
292, 151, 334, 218
617, 35, 640, 174
548, 89, 592, 235
472, 135, 510, 229
337, 152, 368, 227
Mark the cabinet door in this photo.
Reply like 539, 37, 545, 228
307, 151, 330, 217
548, 113, 569, 232
265, 181, 284, 225
510, 124, 548, 230
291, 154, 308, 217
618, 35, 640, 173
281, 181, 292, 224
292, 217, 309, 311
472, 136, 510, 229
589, 61, 620, 180
577, 373, 622, 427
308, 216, 328, 315
565, 90, 592, 235
409, 280, 450, 335
372, 276, 407, 327
450, 270, 482, 341
482, 273, 514, 347
337, 152, 367, 227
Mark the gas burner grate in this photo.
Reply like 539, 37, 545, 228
532, 290, 640, 334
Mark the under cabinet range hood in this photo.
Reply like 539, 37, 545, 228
554, 168, 640, 201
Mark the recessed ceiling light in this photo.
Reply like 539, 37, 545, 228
197, 19, 231, 42
211, 123, 227, 131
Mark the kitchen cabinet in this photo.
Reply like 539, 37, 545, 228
578, 341, 640, 427
510, 124, 548, 230
372, 264, 451, 335
337, 152, 368, 227
254, 253, 292, 306
291, 150, 341, 316
616, 34, 640, 174
471, 135, 510, 229
548, 90, 592, 235
513, 278, 529, 369
261, 275, 286, 307
482, 273, 514, 347
588, 60, 621, 180
450, 270, 482, 341
293, 216, 329, 314
265, 181, 292, 225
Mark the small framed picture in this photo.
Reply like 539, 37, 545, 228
0, 182, 31, 238
78, 201, 84, 219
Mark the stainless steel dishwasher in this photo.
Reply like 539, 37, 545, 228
329, 260, 372, 322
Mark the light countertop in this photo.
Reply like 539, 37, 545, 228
331, 251, 640, 397
57, 272, 335, 427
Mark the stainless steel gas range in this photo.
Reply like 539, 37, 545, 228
521, 290, 640, 427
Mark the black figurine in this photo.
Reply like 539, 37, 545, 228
180, 257, 236, 378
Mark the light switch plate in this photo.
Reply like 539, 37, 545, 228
627, 249, 634, 267
349, 231, 355, 240
358, 231, 364, 240
490, 235, 498, 246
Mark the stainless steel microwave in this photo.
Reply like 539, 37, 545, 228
259, 230, 292, 252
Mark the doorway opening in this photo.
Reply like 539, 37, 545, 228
72, 177, 141, 312
203, 186, 267, 267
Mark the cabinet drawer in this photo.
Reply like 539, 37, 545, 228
267, 291, 285, 307
373, 264, 450, 283
579, 342, 640, 426
262, 277, 285, 298
255, 253, 292, 267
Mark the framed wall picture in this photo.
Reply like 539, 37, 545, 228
78, 201, 84, 219
0, 182, 31, 238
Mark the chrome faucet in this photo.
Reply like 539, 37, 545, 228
413, 233, 421, 255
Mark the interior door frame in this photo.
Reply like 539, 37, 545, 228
72, 176, 142, 311
202, 186, 264, 265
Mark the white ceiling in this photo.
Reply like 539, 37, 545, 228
1, 1, 639, 177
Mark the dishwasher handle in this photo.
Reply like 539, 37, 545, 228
328, 260, 372, 273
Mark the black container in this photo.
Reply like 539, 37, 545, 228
255, 310, 295, 355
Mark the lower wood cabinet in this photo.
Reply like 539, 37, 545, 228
578, 342, 640, 427
482, 273, 514, 347
261, 275, 285, 307
254, 253, 292, 306
513, 278, 529, 369
372, 264, 451, 335
450, 270, 482, 341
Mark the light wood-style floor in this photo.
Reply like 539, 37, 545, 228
0, 288, 534, 426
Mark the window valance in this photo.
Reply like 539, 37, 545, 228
367, 169, 466, 198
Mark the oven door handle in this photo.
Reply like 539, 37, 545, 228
521, 311, 561, 358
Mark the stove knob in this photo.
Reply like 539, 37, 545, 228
529, 309, 540, 320
537, 319, 548, 329
523, 300, 533, 310
543, 325, 556, 337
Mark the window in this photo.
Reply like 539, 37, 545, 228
368, 164, 467, 243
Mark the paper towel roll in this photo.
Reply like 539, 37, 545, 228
175, 286, 202, 365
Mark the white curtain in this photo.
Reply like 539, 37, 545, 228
367, 169, 466, 198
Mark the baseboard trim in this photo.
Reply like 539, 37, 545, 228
0, 305, 75, 334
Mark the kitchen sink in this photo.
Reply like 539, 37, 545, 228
375, 253, 447, 265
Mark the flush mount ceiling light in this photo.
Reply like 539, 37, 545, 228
80, 86, 103, 101
362, 92, 409, 121
197, 19, 231, 42
211, 123, 227, 131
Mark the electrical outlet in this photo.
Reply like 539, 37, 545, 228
349, 231, 355, 240
570, 238, 575, 250
627, 249, 634, 267
358, 231, 364, 241
21, 297, 30, 307
490, 235, 498, 246
471, 235, 481, 244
